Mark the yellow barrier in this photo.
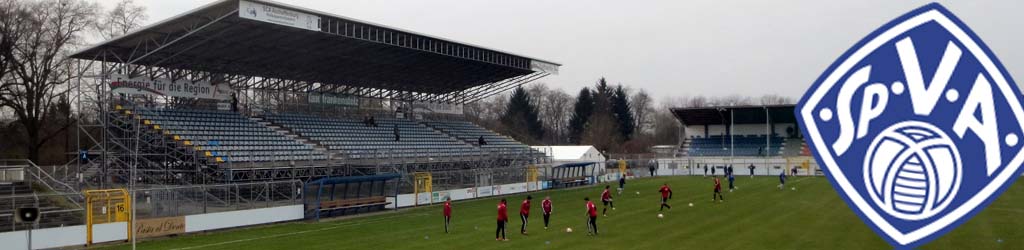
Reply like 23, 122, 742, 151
414, 172, 433, 206
85, 189, 131, 245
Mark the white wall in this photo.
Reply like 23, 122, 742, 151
0, 223, 121, 250
389, 181, 546, 209
186, 205, 303, 232
653, 157, 813, 176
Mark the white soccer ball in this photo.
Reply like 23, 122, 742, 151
688, 203, 693, 207
791, 187, 796, 191
565, 227, 573, 233
864, 122, 962, 220
636, 191, 640, 195
657, 213, 664, 218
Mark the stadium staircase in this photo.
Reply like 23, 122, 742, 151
420, 120, 543, 157
676, 139, 690, 157
782, 138, 806, 157
250, 116, 336, 160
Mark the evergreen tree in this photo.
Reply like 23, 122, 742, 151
501, 86, 545, 142
611, 85, 635, 140
583, 78, 620, 151
568, 87, 593, 144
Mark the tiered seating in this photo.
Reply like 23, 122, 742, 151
136, 108, 327, 163
423, 120, 539, 156
686, 135, 784, 156
264, 113, 483, 159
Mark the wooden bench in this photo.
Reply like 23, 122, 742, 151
319, 196, 390, 215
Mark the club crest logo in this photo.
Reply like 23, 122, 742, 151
795, 3, 1024, 248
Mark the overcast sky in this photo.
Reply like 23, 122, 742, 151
126, 0, 1024, 103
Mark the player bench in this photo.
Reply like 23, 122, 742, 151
553, 177, 588, 188
319, 196, 390, 216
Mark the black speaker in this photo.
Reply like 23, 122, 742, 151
15, 207, 39, 223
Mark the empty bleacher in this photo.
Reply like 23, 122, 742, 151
422, 120, 540, 156
264, 113, 484, 159
135, 108, 327, 163
684, 135, 784, 157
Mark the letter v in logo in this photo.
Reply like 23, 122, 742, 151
796, 3, 1024, 249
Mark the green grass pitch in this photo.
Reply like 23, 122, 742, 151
100, 176, 1023, 249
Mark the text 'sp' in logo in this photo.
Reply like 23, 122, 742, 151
795, 3, 1024, 248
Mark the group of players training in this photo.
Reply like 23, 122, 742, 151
442, 177, 674, 241
440, 165, 794, 241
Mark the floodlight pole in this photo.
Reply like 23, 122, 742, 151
765, 107, 770, 176
131, 111, 140, 250
730, 109, 734, 159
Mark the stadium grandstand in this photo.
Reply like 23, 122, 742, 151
671, 105, 804, 157
0, 0, 559, 243
668, 105, 815, 176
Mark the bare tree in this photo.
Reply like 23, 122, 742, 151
709, 94, 753, 107
464, 93, 507, 132
630, 89, 652, 135
95, 0, 147, 40
525, 82, 548, 109
0, 0, 30, 88
0, 0, 99, 162
651, 102, 680, 145
759, 94, 795, 105
541, 88, 572, 144
685, 95, 708, 108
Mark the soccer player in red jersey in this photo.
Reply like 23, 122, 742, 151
443, 197, 452, 233
520, 195, 532, 235
713, 176, 724, 202
601, 185, 614, 216
659, 183, 673, 211
542, 196, 553, 229
496, 198, 508, 241
585, 197, 598, 235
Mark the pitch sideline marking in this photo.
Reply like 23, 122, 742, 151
170, 213, 430, 250
170, 176, 818, 249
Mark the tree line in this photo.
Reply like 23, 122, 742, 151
467, 78, 794, 154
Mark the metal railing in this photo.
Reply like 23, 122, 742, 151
0, 192, 85, 232
0, 159, 83, 208
131, 180, 303, 218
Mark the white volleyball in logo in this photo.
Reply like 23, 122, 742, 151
864, 121, 961, 221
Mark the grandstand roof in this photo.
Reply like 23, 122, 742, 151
670, 105, 796, 125
70, 0, 559, 104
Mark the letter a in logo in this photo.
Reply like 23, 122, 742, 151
796, 3, 1024, 248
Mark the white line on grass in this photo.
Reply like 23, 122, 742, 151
170, 213, 429, 250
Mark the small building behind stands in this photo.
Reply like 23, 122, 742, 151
531, 146, 605, 166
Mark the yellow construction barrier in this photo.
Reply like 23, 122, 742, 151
413, 172, 433, 206
85, 189, 131, 245
526, 165, 540, 191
